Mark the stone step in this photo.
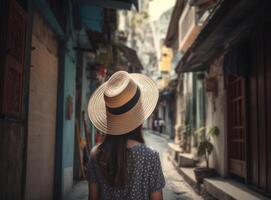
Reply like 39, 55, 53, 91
168, 143, 183, 162
177, 153, 197, 167
167, 143, 198, 167
204, 178, 270, 200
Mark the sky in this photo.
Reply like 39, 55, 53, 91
148, 0, 176, 21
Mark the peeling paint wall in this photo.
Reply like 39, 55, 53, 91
205, 55, 227, 177
26, 13, 58, 200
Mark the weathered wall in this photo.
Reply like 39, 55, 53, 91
205, 55, 227, 177
25, 13, 58, 200
175, 73, 195, 152
62, 37, 77, 196
174, 76, 183, 143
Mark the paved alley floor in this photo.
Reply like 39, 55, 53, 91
144, 130, 202, 200
67, 130, 203, 200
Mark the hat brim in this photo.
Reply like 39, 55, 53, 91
88, 73, 159, 135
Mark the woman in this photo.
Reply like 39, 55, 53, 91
87, 71, 165, 200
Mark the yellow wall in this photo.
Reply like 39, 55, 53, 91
159, 46, 173, 73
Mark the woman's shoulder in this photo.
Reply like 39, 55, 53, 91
90, 144, 101, 159
132, 144, 160, 158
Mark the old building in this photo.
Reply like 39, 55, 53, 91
0, 0, 139, 199
166, 0, 271, 199
165, 0, 210, 156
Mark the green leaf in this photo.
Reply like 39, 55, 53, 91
194, 126, 206, 137
197, 141, 214, 157
208, 126, 220, 138
197, 142, 206, 157
206, 141, 214, 155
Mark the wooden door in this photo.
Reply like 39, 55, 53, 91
0, 1, 27, 199
0, 0, 26, 118
25, 13, 58, 200
227, 75, 246, 178
248, 22, 271, 195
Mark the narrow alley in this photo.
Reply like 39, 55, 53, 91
145, 131, 203, 200
67, 130, 202, 200
1, 0, 271, 200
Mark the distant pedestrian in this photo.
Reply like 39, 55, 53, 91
154, 118, 159, 132
158, 118, 165, 133
86, 71, 165, 200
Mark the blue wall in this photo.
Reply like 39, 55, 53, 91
62, 38, 76, 168
61, 37, 77, 196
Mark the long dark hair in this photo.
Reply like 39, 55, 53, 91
96, 125, 144, 187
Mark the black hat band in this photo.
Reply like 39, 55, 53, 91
106, 87, 141, 115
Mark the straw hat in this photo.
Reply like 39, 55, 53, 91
88, 71, 159, 135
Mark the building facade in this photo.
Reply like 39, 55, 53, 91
0, 0, 139, 199
166, 0, 271, 198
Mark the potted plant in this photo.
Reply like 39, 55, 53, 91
193, 126, 219, 184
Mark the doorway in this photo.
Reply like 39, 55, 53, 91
247, 23, 271, 195
227, 75, 246, 178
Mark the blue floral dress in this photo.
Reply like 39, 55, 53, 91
86, 143, 165, 200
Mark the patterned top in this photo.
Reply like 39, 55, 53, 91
86, 143, 165, 200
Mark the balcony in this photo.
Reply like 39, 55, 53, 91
178, 4, 202, 52
178, 0, 217, 52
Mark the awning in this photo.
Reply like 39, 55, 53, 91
79, 0, 139, 11
164, 0, 185, 47
176, 0, 261, 73
79, 5, 103, 32
115, 44, 143, 70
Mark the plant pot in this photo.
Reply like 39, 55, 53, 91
194, 167, 217, 184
